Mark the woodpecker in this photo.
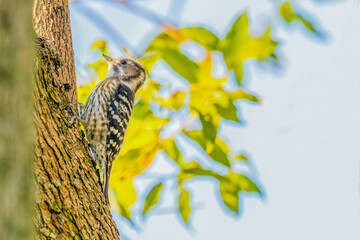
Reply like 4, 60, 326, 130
81, 54, 146, 203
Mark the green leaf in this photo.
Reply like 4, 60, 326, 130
162, 139, 182, 163
131, 101, 153, 119
219, 180, 239, 213
143, 31, 200, 83
237, 174, 261, 193
229, 171, 260, 193
233, 154, 249, 162
138, 53, 160, 72
160, 47, 199, 83
184, 129, 206, 149
198, 112, 217, 141
208, 144, 231, 167
214, 100, 239, 122
228, 89, 261, 102
280, 1, 321, 35
177, 161, 222, 183
184, 131, 231, 167
218, 171, 261, 213
182, 165, 218, 178
118, 204, 133, 223
178, 27, 219, 50
142, 182, 163, 215
233, 65, 243, 85
144, 33, 178, 53
178, 186, 191, 222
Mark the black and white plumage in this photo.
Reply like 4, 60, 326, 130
81, 55, 145, 203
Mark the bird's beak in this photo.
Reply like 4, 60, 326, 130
103, 54, 114, 63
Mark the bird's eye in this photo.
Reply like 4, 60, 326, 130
121, 60, 127, 65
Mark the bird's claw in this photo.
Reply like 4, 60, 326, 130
65, 115, 81, 125
65, 102, 85, 125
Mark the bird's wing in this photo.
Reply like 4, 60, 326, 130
103, 84, 134, 201
105, 85, 133, 162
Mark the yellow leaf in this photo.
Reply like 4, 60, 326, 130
90, 39, 108, 52
167, 90, 186, 110
110, 178, 136, 220
280, 1, 321, 36
88, 59, 108, 80
138, 54, 159, 73
77, 81, 96, 104
111, 141, 159, 181
220, 12, 277, 84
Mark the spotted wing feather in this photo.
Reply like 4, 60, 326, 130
103, 85, 134, 202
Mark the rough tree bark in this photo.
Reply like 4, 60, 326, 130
0, 1, 33, 239
33, 0, 120, 239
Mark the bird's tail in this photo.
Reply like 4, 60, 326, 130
102, 158, 113, 204
103, 174, 109, 204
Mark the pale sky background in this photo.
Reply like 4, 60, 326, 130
69, 0, 360, 239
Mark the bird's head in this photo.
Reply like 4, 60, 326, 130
103, 54, 146, 92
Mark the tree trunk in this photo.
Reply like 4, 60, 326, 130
33, 0, 120, 239
0, 1, 33, 239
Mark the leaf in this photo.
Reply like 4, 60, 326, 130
142, 182, 163, 215
181, 161, 218, 177
122, 47, 134, 58
110, 178, 137, 221
208, 144, 230, 167
77, 81, 96, 104
228, 89, 261, 102
167, 90, 186, 110
178, 27, 219, 50
208, 138, 231, 167
144, 32, 178, 53
220, 12, 249, 84
219, 180, 239, 213
218, 170, 261, 213
178, 186, 191, 222
184, 130, 231, 167
109, 107, 166, 182
197, 54, 227, 87
136, 80, 161, 106
229, 171, 261, 193
143, 31, 200, 83
138, 53, 160, 72
160, 47, 199, 83
280, 1, 321, 36
177, 161, 221, 183
236, 174, 261, 193
220, 12, 277, 84
87, 59, 108, 81
162, 139, 182, 163
214, 100, 238, 122
198, 112, 217, 141
233, 65, 243, 84
184, 129, 206, 149
233, 154, 249, 162
90, 39, 108, 52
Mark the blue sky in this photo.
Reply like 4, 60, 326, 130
69, 0, 360, 239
